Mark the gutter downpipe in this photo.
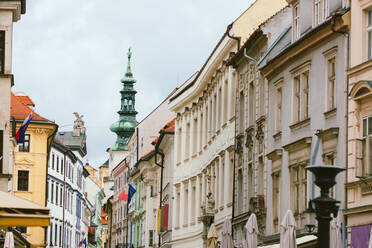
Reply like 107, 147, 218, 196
244, 48, 257, 200
331, 11, 349, 247
227, 23, 241, 51
155, 146, 164, 248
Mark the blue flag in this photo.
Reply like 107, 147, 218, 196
128, 183, 136, 204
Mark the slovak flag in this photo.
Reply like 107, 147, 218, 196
78, 238, 87, 248
16, 111, 34, 144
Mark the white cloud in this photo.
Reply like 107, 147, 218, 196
12, 0, 254, 167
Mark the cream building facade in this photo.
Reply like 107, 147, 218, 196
345, 0, 372, 245
228, 6, 291, 245
258, 0, 349, 245
168, 1, 287, 247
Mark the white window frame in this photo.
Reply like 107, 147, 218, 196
323, 47, 338, 112
367, 10, 372, 60
274, 79, 283, 133
291, 62, 311, 124
293, 3, 301, 40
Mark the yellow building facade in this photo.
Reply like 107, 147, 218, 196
11, 92, 57, 247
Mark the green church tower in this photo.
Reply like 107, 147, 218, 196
110, 48, 138, 151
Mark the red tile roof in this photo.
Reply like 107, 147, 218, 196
10, 92, 52, 122
140, 149, 155, 159
161, 119, 175, 133
151, 119, 175, 145
16, 95, 35, 107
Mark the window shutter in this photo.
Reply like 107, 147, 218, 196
356, 139, 364, 178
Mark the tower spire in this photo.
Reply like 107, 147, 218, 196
126, 48, 132, 76
109, 48, 138, 151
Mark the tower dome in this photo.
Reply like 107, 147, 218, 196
110, 48, 138, 151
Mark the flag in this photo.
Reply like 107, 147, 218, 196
118, 189, 128, 202
78, 238, 86, 248
128, 182, 136, 204
16, 111, 34, 144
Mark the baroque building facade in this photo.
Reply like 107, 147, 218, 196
11, 92, 58, 247
228, 6, 291, 245
258, 0, 349, 245
168, 1, 287, 247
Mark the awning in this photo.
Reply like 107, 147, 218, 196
259, 235, 317, 248
0, 191, 50, 227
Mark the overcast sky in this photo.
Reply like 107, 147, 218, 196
12, 0, 254, 168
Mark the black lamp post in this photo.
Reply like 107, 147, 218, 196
305, 165, 345, 248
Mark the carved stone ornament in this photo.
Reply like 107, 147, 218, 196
256, 125, 264, 140
245, 132, 254, 148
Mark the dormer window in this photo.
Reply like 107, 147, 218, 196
313, 0, 329, 27
293, 3, 300, 40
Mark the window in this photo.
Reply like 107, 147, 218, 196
292, 69, 310, 123
184, 184, 188, 226
290, 165, 307, 216
303, 73, 309, 119
0, 31, 5, 73
0, 130, 3, 174
276, 87, 282, 131
192, 117, 197, 156
357, 116, 372, 177
237, 168, 243, 214
272, 172, 280, 232
60, 186, 63, 206
61, 158, 64, 174
313, 0, 328, 26
177, 127, 182, 164
224, 80, 228, 123
185, 122, 190, 159
368, 10, 372, 60
17, 170, 29, 191
50, 223, 53, 246
293, 4, 300, 40
19, 134, 30, 152
149, 230, 154, 246
191, 184, 196, 224
249, 82, 254, 126
51, 182, 54, 204
239, 91, 245, 134
327, 57, 336, 110
51, 154, 54, 168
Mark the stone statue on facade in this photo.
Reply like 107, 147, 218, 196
73, 112, 86, 136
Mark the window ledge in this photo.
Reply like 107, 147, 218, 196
229, 116, 236, 123
176, 162, 181, 166
0, 173, 12, 179
289, 118, 310, 131
324, 108, 336, 119
273, 131, 282, 141
208, 140, 212, 145
184, 158, 190, 163
174, 226, 180, 230
219, 206, 224, 211
182, 223, 188, 228
216, 129, 221, 135
222, 123, 227, 129
191, 154, 197, 159
203, 145, 208, 150
190, 221, 195, 226
226, 201, 233, 207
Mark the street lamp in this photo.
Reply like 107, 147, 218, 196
305, 165, 345, 248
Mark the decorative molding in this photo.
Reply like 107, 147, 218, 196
283, 137, 312, 151
267, 149, 283, 161
324, 108, 337, 119
289, 118, 310, 131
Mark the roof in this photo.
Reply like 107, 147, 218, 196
151, 119, 175, 146
16, 95, 35, 107
55, 131, 87, 156
99, 159, 109, 168
10, 92, 52, 122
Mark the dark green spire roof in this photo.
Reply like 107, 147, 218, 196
110, 48, 138, 151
